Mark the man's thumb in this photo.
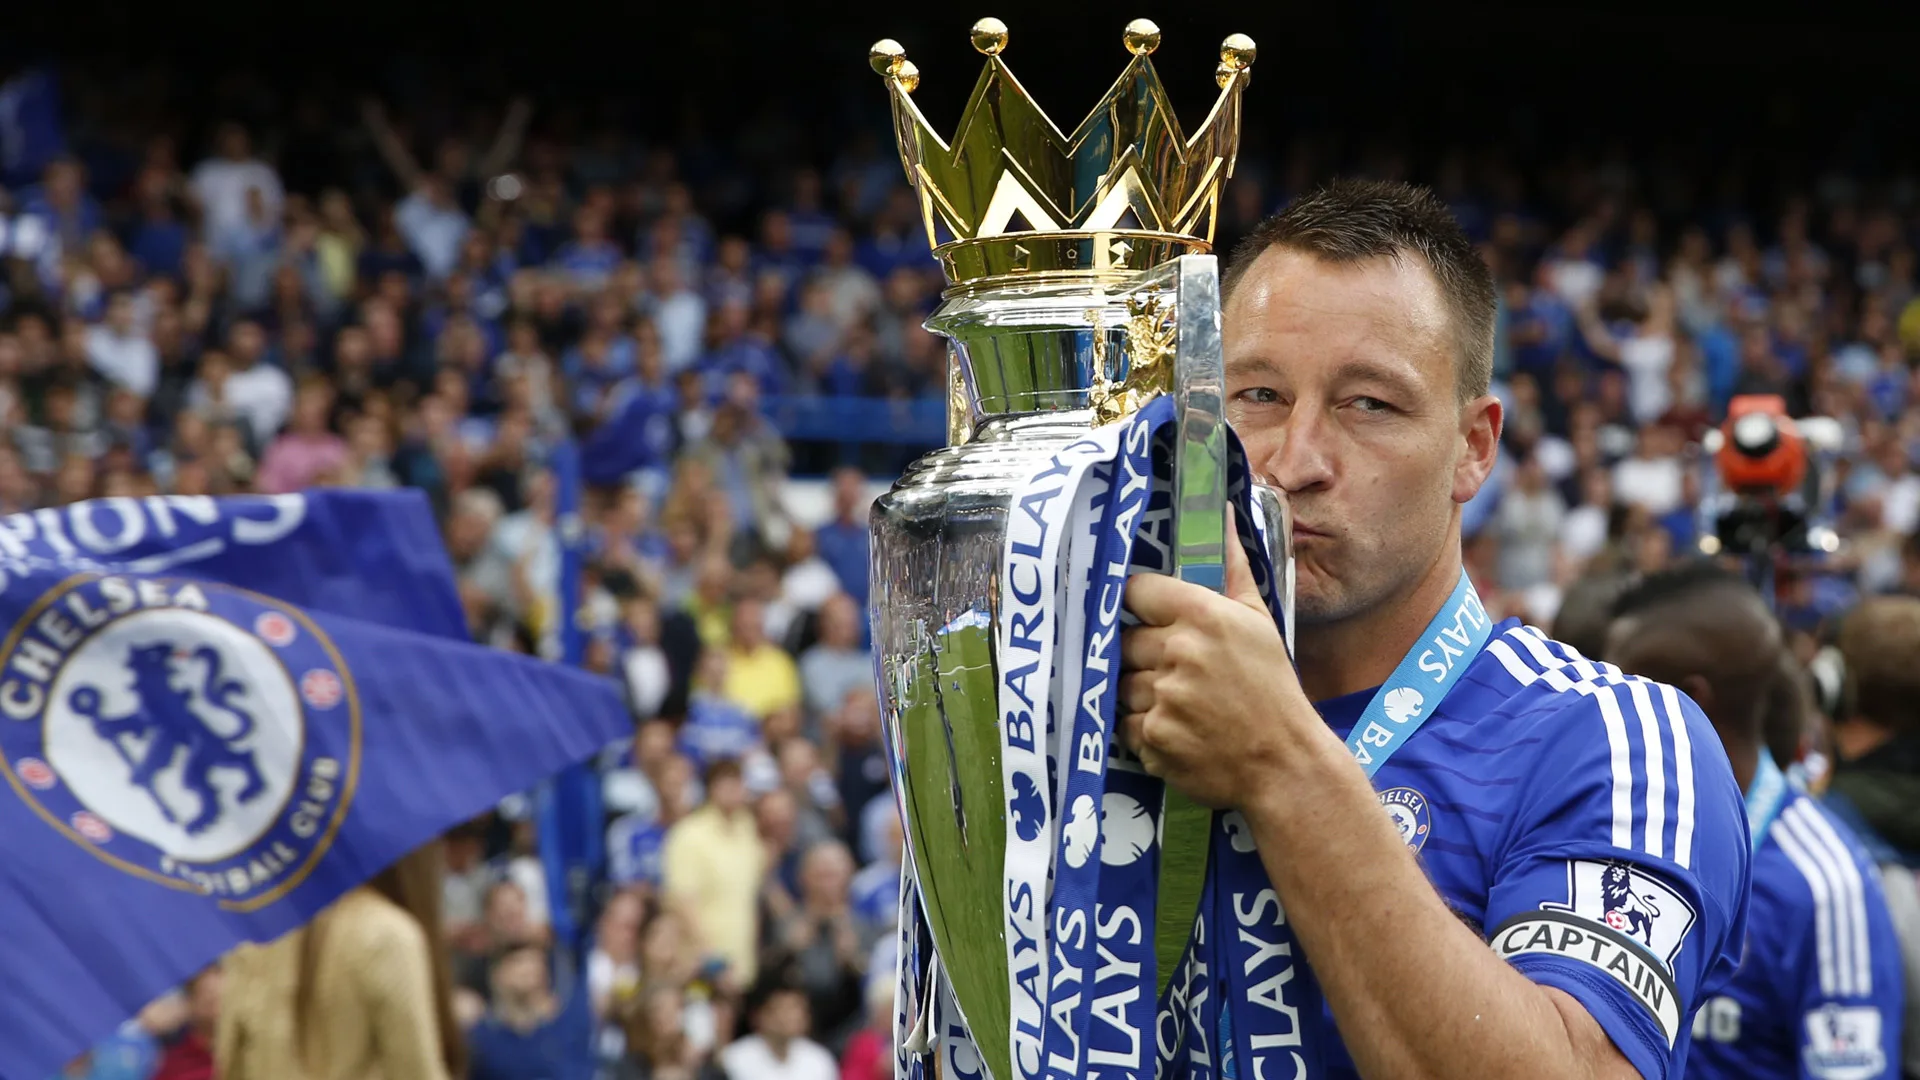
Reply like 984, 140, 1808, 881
1224, 504, 1266, 613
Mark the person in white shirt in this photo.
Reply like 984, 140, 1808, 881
1495, 452, 1566, 590
187, 122, 283, 243
1558, 468, 1614, 569
1611, 423, 1686, 517
394, 176, 471, 282
85, 291, 158, 398
647, 256, 708, 373
720, 978, 838, 1080
219, 320, 293, 449
1577, 283, 1679, 426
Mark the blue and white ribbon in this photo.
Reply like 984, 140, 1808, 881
999, 431, 1126, 1080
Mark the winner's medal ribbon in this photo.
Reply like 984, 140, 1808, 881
1206, 563, 1493, 1078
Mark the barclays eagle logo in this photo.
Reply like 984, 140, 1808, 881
1009, 772, 1045, 842
1384, 687, 1425, 724
1063, 794, 1098, 868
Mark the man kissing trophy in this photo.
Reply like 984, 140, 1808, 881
864, 17, 1294, 1080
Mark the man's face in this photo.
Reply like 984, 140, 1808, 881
1223, 249, 1497, 627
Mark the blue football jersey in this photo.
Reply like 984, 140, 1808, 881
1687, 789, 1904, 1079
1306, 621, 1751, 1080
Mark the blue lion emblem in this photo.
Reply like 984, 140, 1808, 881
69, 641, 266, 837
1600, 863, 1660, 946
1009, 771, 1044, 842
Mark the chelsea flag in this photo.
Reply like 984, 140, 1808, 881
0, 491, 632, 1079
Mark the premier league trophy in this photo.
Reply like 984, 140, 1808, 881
867, 17, 1294, 1080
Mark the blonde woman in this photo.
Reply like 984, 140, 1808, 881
216, 841, 465, 1080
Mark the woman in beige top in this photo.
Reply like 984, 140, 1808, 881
216, 840, 467, 1080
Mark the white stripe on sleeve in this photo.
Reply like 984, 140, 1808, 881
1775, 808, 1844, 996
1790, 802, 1873, 996
1656, 682, 1697, 870
1766, 807, 1843, 991
1622, 678, 1667, 861
1583, 681, 1637, 851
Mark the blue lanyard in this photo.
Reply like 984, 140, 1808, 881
1344, 571, 1493, 777
1745, 751, 1789, 855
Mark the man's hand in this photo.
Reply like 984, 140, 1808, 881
1119, 507, 1327, 809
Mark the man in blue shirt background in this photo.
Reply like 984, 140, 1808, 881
1606, 561, 1904, 1078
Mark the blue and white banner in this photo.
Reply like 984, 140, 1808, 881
0, 490, 633, 1080
998, 430, 1124, 1080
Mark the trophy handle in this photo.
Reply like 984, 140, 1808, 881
1154, 253, 1230, 996
1170, 254, 1228, 592
1148, 254, 1300, 998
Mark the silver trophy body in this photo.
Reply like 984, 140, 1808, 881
873, 257, 1292, 1080
865, 20, 1281, 1080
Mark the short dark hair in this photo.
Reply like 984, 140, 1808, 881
1610, 560, 1757, 621
1551, 570, 1637, 659
1222, 178, 1497, 401
703, 757, 744, 789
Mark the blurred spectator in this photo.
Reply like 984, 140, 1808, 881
798, 593, 871, 731
613, 985, 725, 1080
720, 972, 837, 1080
187, 123, 282, 249
765, 841, 864, 1046
1824, 598, 1920, 1078
454, 877, 549, 998
828, 688, 889, 855
254, 377, 347, 492
848, 811, 901, 950
217, 844, 462, 1080
149, 969, 218, 1080
648, 257, 707, 374
443, 823, 493, 954
85, 291, 157, 397
685, 374, 792, 553
814, 468, 872, 607
835, 980, 894, 1080
774, 736, 843, 854
467, 945, 595, 1080
589, 891, 646, 1021
664, 759, 767, 986
1496, 450, 1565, 592
723, 597, 801, 721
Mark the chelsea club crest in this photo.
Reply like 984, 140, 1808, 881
1379, 786, 1433, 852
0, 575, 362, 911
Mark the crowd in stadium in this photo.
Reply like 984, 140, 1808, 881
4, 57, 1920, 1080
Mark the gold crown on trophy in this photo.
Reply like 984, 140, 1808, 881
868, 17, 1256, 287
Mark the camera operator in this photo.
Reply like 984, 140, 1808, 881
1825, 596, 1920, 1077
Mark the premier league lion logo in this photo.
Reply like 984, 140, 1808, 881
1600, 863, 1661, 946
1542, 859, 1696, 968
0, 574, 361, 912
